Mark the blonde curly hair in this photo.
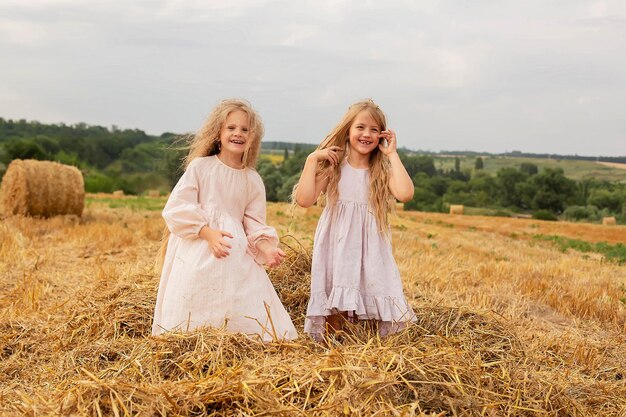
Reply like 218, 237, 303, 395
184, 98, 264, 169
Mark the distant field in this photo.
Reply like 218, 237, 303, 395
260, 149, 286, 165
259, 153, 285, 165
433, 156, 626, 182
597, 161, 626, 170
85, 194, 166, 211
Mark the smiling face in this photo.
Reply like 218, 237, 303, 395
347, 110, 381, 157
219, 110, 250, 160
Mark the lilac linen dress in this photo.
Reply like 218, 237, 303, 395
304, 160, 416, 338
152, 155, 297, 341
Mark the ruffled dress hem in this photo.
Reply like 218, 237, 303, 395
304, 287, 416, 336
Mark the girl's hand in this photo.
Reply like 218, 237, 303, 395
309, 146, 343, 166
379, 129, 398, 155
199, 226, 233, 258
262, 246, 287, 268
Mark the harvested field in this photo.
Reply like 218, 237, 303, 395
596, 161, 626, 170
396, 210, 626, 244
1, 200, 625, 416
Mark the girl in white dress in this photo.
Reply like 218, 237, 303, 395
152, 99, 297, 342
294, 99, 416, 341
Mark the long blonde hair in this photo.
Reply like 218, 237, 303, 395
155, 99, 264, 273
306, 99, 395, 232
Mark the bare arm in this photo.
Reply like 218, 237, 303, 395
379, 130, 414, 202
294, 146, 343, 208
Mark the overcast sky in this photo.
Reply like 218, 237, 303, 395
1, 0, 625, 156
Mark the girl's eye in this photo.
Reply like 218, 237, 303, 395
242, 128, 249, 132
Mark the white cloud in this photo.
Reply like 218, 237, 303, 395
154, 0, 270, 21
279, 24, 318, 47
0, 0, 625, 155
588, 1, 609, 18
0, 19, 46, 46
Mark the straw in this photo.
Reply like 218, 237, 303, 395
1, 203, 625, 416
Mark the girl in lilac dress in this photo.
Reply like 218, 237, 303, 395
152, 99, 297, 342
295, 99, 416, 341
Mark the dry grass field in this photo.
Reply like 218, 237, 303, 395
596, 161, 626, 171
1, 197, 626, 416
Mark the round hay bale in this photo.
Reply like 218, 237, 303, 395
112, 190, 125, 198
146, 189, 160, 198
0, 159, 84, 217
602, 216, 616, 226
449, 204, 464, 215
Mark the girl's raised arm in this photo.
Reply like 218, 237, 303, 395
295, 146, 343, 208
379, 130, 414, 203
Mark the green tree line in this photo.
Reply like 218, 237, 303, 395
1, 118, 624, 224
401, 155, 626, 223
257, 153, 626, 224
0, 118, 178, 194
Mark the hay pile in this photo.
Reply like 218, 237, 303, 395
3, 267, 623, 415
602, 216, 617, 226
267, 235, 312, 328
1, 205, 626, 415
0, 159, 84, 217
449, 204, 464, 215
0, 267, 562, 416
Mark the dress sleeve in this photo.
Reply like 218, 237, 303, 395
162, 159, 209, 239
244, 171, 279, 264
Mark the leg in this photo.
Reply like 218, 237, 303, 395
325, 312, 349, 335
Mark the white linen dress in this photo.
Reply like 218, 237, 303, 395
304, 160, 416, 338
152, 155, 297, 341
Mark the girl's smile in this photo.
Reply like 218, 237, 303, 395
347, 110, 381, 163
218, 110, 250, 167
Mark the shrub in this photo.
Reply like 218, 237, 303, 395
563, 205, 600, 222
276, 174, 300, 202
532, 210, 557, 221
405, 187, 444, 212
84, 172, 118, 193
588, 189, 624, 212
